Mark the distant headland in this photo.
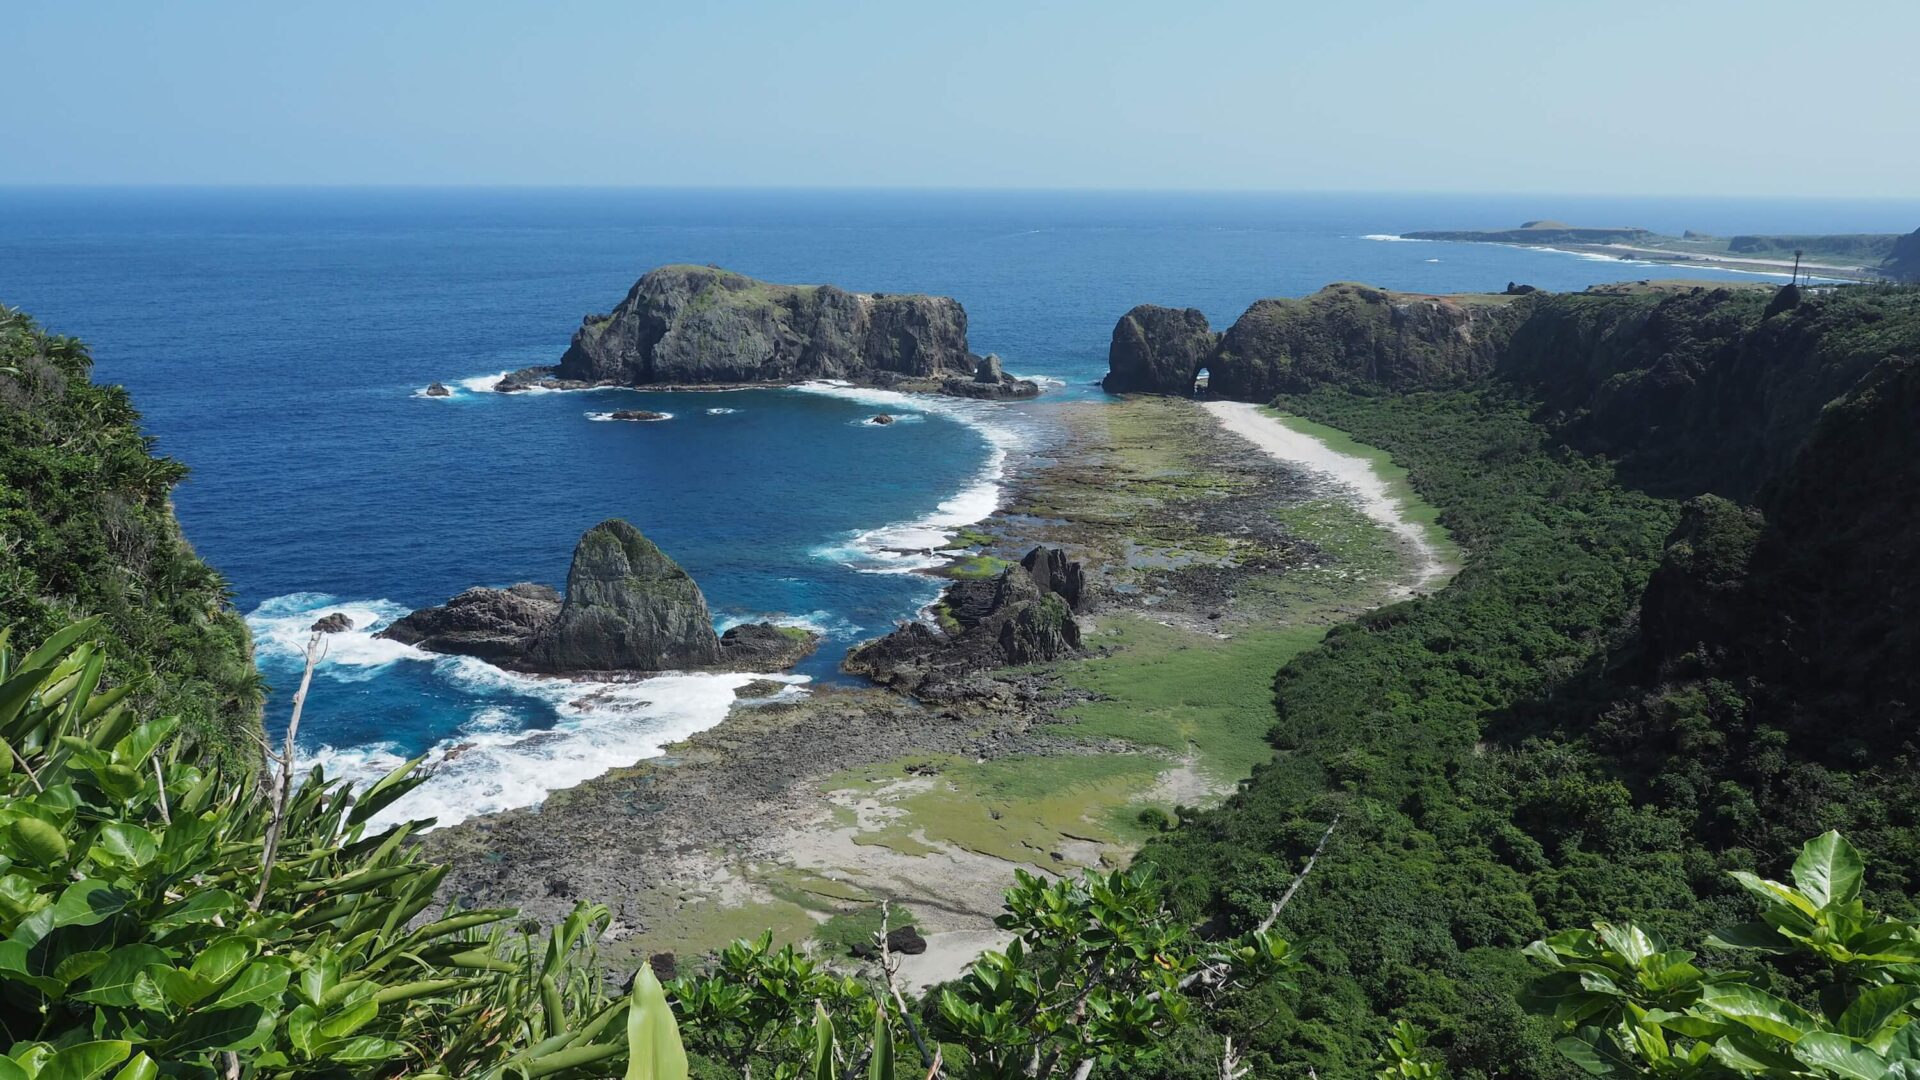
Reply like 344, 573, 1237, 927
1398, 220, 1920, 282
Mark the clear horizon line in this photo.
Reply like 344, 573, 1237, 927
3, 182, 1918, 204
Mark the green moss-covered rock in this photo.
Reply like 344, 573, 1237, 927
529, 519, 723, 672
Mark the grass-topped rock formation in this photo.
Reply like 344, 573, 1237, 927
1104, 283, 1521, 398
382, 518, 817, 674
499, 264, 1040, 399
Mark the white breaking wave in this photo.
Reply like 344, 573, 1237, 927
791, 381, 1021, 575
306, 664, 810, 829
586, 411, 674, 422
247, 592, 810, 828
1360, 233, 1424, 242
1010, 373, 1067, 388
707, 407, 740, 415
714, 608, 863, 640
246, 593, 425, 682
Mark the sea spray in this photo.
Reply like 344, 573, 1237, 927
247, 592, 811, 828
791, 380, 1021, 575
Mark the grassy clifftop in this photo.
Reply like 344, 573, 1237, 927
0, 305, 261, 766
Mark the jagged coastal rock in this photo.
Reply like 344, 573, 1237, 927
527, 521, 722, 671
845, 546, 1087, 698
1103, 305, 1219, 394
380, 519, 818, 674
497, 265, 1040, 399
424, 381, 452, 397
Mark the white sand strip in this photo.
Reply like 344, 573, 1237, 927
1203, 400, 1450, 594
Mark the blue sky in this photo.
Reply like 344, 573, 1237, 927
9, 1, 1918, 194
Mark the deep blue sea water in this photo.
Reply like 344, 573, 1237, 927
5, 188, 1916, 822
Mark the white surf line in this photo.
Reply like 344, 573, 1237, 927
1202, 400, 1450, 596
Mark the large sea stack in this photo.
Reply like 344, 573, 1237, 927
498, 265, 1039, 399
380, 519, 817, 674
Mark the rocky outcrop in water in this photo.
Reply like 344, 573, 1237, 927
1104, 306, 1218, 394
497, 265, 1040, 400
845, 546, 1087, 698
381, 520, 818, 674
380, 583, 561, 662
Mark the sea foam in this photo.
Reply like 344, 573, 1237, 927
791, 381, 1021, 575
247, 592, 809, 828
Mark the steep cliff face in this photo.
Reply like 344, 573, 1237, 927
1498, 284, 1920, 499
1885, 228, 1920, 282
551, 265, 975, 386
1102, 305, 1218, 394
1102, 284, 1523, 399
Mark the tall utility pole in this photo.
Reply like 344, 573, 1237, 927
1792, 249, 1803, 285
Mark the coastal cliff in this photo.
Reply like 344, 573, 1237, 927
382, 518, 816, 674
0, 308, 262, 766
1102, 283, 1522, 398
501, 265, 1039, 398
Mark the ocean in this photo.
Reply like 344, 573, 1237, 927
4, 187, 1916, 824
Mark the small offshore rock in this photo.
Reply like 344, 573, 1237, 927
974, 353, 1005, 383
310, 612, 355, 634
609, 410, 670, 422
870, 414, 896, 425
424, 381, 452, 397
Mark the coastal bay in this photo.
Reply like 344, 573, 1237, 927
426, 394, 1453, 983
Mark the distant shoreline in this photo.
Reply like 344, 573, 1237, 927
1392, 221, 1896, 282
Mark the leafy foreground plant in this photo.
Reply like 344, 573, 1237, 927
1, 620, 1297, 1078
0, 618, 690, 1077
1525, 831, 1920, 1078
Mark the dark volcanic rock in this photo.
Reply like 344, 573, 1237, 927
556, 265, 973, 386
869, 414, 896, 425
718, 622, 822, 673
379, 584, 561, 661
1103, 305, 1218, 394
850, 924, 928, 959
528, 520, 723, 672
1020, 546, 1087, 612
974, 353, 1005, 383
424, 381, 452, 397
608, 410, 670, 422
310, 612, 355, 634
845, 546, 1087, 696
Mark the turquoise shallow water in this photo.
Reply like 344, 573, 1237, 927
4, 187, 1914, 822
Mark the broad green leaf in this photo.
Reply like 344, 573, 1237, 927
109, 1055, 158, 1080
9, 817, 71, 868
71, 945, 169, 1007
318, 1036, 407, 1064
1836, 984, 1920, 1041
51, 879, 129, 929
1728, 871, 1818, 919
90, 824, 158, 869
33, 1041, 130, 1080
168, 1003, 276, 1053
1711, 1033, 1803, 1074
1700, 982, 1820, 1044
1553, 1028, 1639, 1078
208, 960, 291, 1010
187, 937, 253, 990
1793, 1032, 1887, 1080
625, 962, 689, 1080
1793, 832, 1866, 908
1705, 922, 1794, 954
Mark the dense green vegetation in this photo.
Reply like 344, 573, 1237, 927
1126, 284, 1920, 1078
0, 307, 260, 767
0, 621, 1292, 1078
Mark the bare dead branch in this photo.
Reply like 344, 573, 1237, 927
251, 631, 323, 910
